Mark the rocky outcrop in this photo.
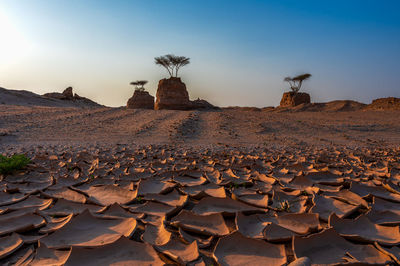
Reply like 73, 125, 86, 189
127, 90, 154, 109
223, 106, 262, 112
62, 87, 74, 99
0, 86, 102, 108
155, 78, 218, 110
280, 92, 311, 107
155, 78, 192, 110
43, 87, 74, 100
365, 97, 400, 110
43, 87, 102, 107
283, 100, 366, 112
191, 98, 219, 110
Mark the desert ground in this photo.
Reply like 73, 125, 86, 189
1, 105, 400, 149
1, 104, 400, 265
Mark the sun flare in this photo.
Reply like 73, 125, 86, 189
0, 11, 30, 64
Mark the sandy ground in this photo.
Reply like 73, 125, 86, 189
1, 105, 400, 150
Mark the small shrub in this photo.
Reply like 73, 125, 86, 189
278, 200, 291, 212
155, 54, 190, 77
130, 80, 148, 92
0, 154, 31, 175
284, 73, 312, 93
300, 190, 308, 196
136, 196, 144, 203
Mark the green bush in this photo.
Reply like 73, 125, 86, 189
0, 154, 31, 175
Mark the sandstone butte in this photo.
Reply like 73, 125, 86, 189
279, 91, 311, 107
127, 90, 155, 109
155, 77, 192, 110
154, 77, 217, 110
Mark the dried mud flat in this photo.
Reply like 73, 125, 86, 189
0, 145, 399, 265
0, 105, 400, 265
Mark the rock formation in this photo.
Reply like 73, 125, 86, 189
43, 87, 74, 100
365, 97, 400, 110
191, 98, 219, 110
280, 92, 311, 107
282, 100, 366, 112
155, 77, 218, 110
127, 90, 154, 109
62, 87, 74, 99
43, 87, 102, 107
155, 77, 191, 110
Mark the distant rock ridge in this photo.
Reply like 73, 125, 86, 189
43, 87, 102, 107
222, 106, 264, 112
0, 86, 103, 108
43, 87, 75, 100
155, 77, 218, 110
191, 98, 219, 110
127, 90, 154, 109
280, 92, 311, 107
366, 97, 400, 110
279, 100, 367, 112
280, 98, 400, 112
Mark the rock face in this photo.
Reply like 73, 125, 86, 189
366, 97, 400, 110
280, 92, 311, 107
155, 78, 192, 110
127, 90, 154, 109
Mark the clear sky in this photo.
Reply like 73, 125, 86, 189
0, 0, 399, 107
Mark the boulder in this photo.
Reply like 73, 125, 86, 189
155, 78, 192, 110
280, 92, 311, 107
366, 97, 400, 110
127, 90, 154, 109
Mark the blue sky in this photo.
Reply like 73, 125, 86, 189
0, 0, 399, 107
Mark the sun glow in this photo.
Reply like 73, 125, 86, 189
0, 10, 31, 65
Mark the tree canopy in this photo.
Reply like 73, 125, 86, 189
155, 54, 190, 78
130, 80, 148, 92
284, 73, 312, 93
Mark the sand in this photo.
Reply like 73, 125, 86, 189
1, 105, 400, 149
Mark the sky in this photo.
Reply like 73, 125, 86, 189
0, 0, 399, 107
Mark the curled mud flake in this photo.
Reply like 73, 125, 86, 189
41, 209, 136, 249
214, 231, 287, 266
65, 236, 163, 266
329, 213, 400, 246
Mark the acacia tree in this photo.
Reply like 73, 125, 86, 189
155, 54, 190, 78
284, 73, 312, 94
130, 80, 148, 92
